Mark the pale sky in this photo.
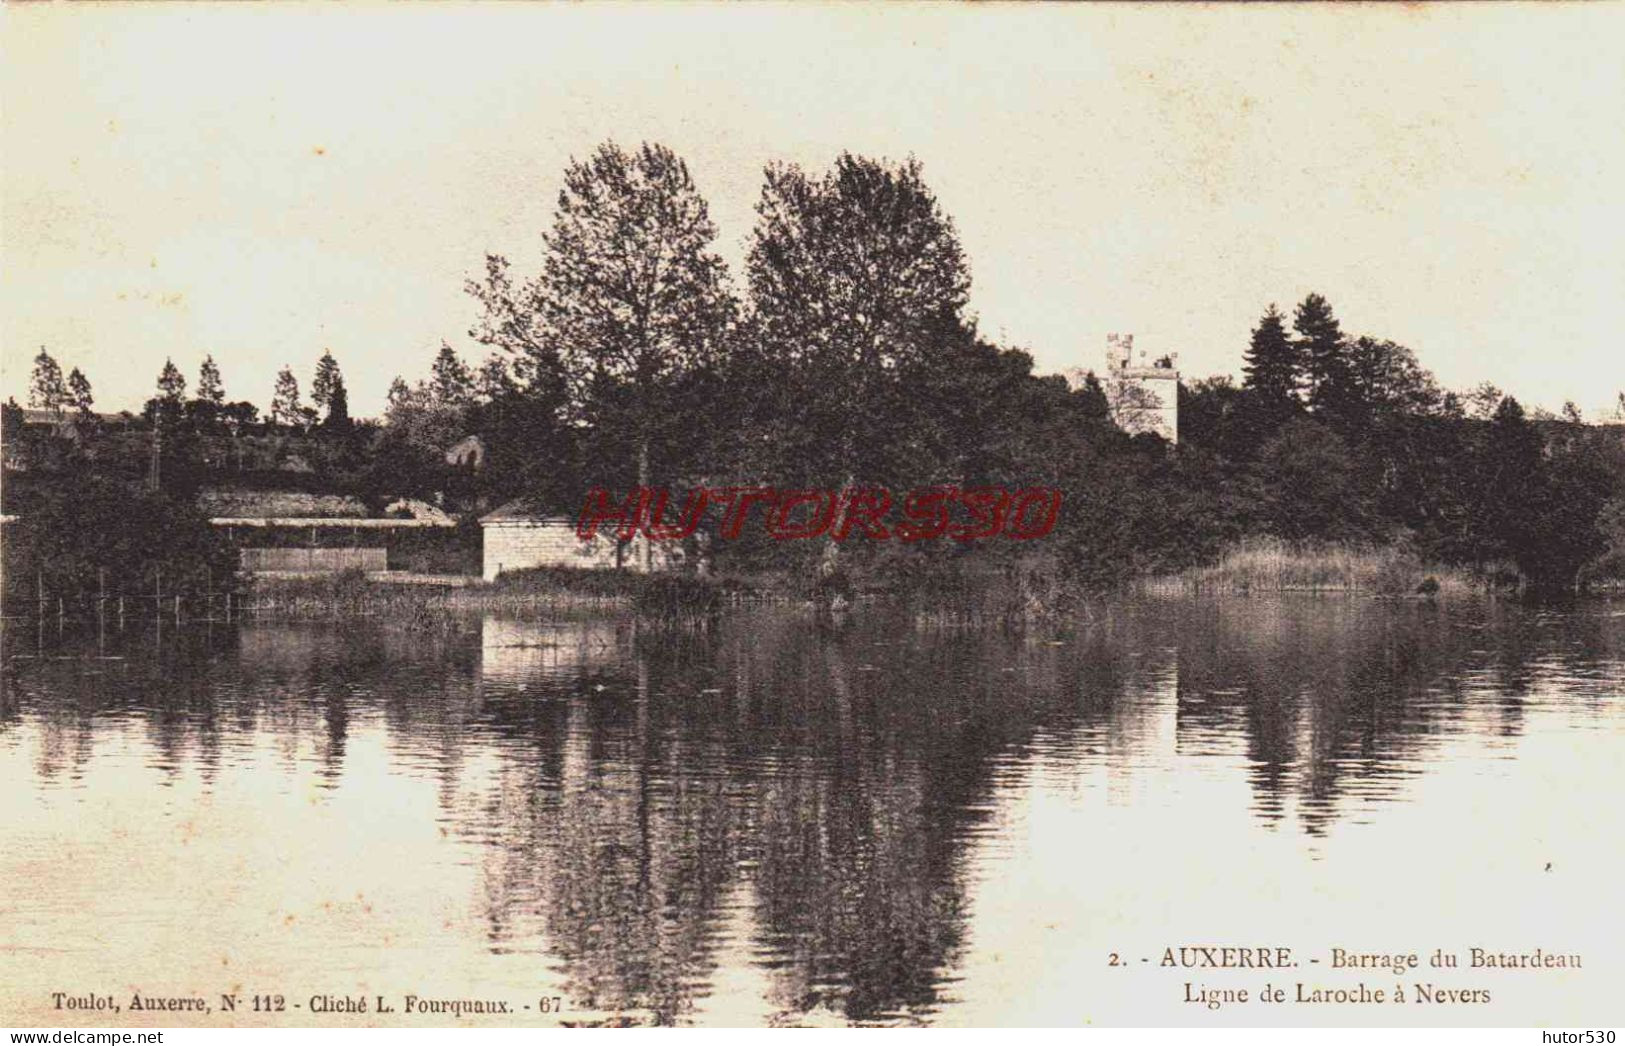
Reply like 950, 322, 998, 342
3, 3, 1622, 418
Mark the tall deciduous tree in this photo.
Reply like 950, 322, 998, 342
29, 348, 67, 414
747, 153, 970, 487
467, 255, 560, 397
476, 355, 516, 402
1343, 337, 1443, 419
470, 140, 735, 565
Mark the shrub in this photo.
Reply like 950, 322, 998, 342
2, 475, 239, 609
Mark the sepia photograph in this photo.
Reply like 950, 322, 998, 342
2, 1, 1622, 1035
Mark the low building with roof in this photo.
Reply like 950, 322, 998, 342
207, 488, 461, 575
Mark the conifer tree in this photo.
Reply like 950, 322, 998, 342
28, 348, 67, 413
1294, 293, 1350, 420
386, 376, 414, 413
270, 366, 304, 427
311, 350, 349, 425
1242, 304, 1301, 405
67, 368, 94, 416
326, 382, 350, 429
197, 355, 225, 405
430, 343, 474, 407
156, 358, 187, 405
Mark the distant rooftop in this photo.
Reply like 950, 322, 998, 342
480, 499, 574, 524
14, 407, 137, 426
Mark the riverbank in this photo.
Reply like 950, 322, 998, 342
236, 539, 1512, 624
11, 541, 1607, 633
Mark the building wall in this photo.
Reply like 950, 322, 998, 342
239, 547, 388, 574
481, 521, 682, 580
1108, 372, 1179, 441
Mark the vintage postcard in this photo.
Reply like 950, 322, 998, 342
2, 1, 1622, 1035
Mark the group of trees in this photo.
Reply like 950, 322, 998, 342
4, 348, 378, 603
369, 342, 565, 507
24, 348, 95, 417
18, 348, 354, 434
454, 139, 1623, 590
9, 139, 1623, 594
156, 351, 354, 431
7, 348, 377, 517
462, 145, 1088, 579
1179, 295, 1625, 588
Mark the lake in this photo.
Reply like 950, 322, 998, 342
2, 596, 1621, 1027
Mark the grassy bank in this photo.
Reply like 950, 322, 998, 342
1134, 538, 1497, 597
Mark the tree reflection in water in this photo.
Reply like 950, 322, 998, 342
3, 597, 1620, 1024
462, 599, 1614, 1022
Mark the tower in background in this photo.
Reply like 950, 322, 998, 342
1100, 333, 1179, 442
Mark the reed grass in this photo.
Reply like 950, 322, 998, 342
1134, 537, 1490, 597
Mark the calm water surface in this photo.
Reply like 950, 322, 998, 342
2, 598, 1622, 1026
